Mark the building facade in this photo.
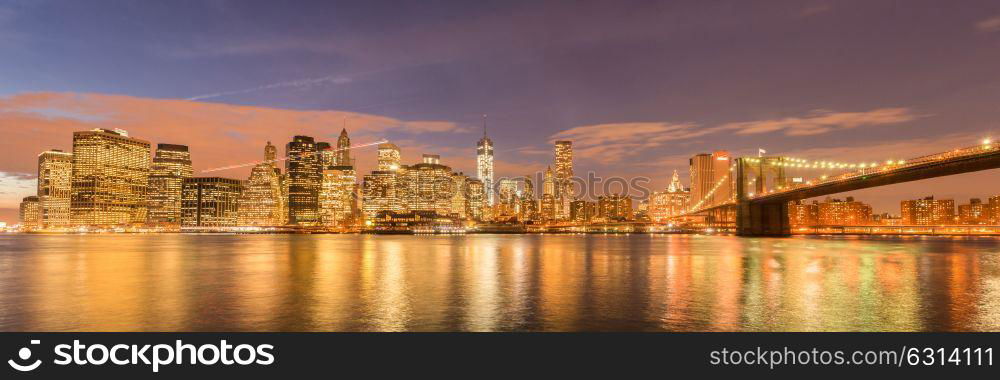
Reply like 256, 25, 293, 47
237, 142, 287, 226
70, 129, 151, 226
958, 198, 989, 225
817, 196, 872, 226
648, 170, 690, 223
554, 140, 573, 220
477, 130, 494, 206
789, 200, 819, 227
37, 149, 73, 228
182, 177, 242, 227
146, 143, 193, 227
319, 165, 358, 228
598, 194, 633, 222
19, 196, 40, 229
286, 136, 321, 225
901, 196, 955, 225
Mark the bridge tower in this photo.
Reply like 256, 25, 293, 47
735, 157, 791, 236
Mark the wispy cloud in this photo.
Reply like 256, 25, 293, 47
551, 108, 923, 163
975, 15, 1000, 32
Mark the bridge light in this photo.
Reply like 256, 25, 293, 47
898, 160, 905, 164
983, 138, 992, 145
859, 163, 867, 168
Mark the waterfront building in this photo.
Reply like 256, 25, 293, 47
990, 195, 1000, 224
519, 175, 537, 222
958, 198, 989, 225
238, 142, 288, 226
540, 194, 557, 221
788, 200, 819, 227
70, 128, 151, 226
901, 196, 955, 225
319, 165, 358, 228
570, 200, 597, 223
450, 173, 469, 219
598, 194, 632, 222
19, 196, 40, 229
286, 136, 321, 225
37, 149, 73, 228
689, 151, 732, 209
362, 171, 399, 221
817, 196, 872, 226
396, 154, 455, 215
466, 178, 485, 221
181, 177, 242, 227
648, 170, 690, 223
477, 125, 495, 206
146, 144, 192, 227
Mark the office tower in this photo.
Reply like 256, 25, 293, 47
543, 166, 555, 196
466, 178, 485, 221
70, 128, 151, 226
598, 194, 633, 221
377, 143, 401, 171
688, 151, 732, 210
817, 196, 872, 225
238, 142, 287, 226
286, 136, 321, 225
37, 149, 73, 228
990, 195, 1000, 224
520, 175, 537, 221
336, 128, 351, 166
648, 170, 690, 223
570, 200, 597, 223
146, 144, 193, 227
554, 140, 573, 219
711, 150, 733, 205
19, 196, 40, 229
395, 154, 455, 215
958, 198, 989, 225
901, 196, 955, 225
362, 171, 398, 221
540, 194, 556, 221
689, 153, 713, 210
477, 120, 494, 206
319, 165, 358, 227
181, 177, 242, 227
316, 142, 335, 168
788, 200, 819, 227
451, 173, 469, 219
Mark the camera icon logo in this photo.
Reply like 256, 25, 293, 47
8, 340, 42, 372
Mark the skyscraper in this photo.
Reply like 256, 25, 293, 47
70, 128, 151, 226
554, 140, 573, 219
146, 144, 192, 227
648, 170, 690, 222
181, 177, 242, 227
362, 171, 399, 220
316, 142, 335, 168
377, 143, 401, 171
477, 117, 494, 206
37, 149, 73, 228
319, 165, 358, 228
286, 136, 321, 225
336, 127, 351, 166
237, 141, 287, 226
395, 154, 455, 215
466, 178, 485, 221
688, 150, 731, 209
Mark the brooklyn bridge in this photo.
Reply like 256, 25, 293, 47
679, 139, 1000, 236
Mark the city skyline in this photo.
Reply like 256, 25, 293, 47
5, 1, 1000, 222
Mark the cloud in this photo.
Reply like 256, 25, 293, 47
797, 4, 832, 18
719, 108, 922, 136
975, 16, 1000, 32
551, 108, 922, 163
0, 92, 467, 209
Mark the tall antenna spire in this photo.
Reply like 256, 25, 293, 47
483, 114, 487, 137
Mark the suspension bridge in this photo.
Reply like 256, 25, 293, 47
678, 138, 1000, 236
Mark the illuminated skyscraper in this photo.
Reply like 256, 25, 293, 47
396, 154, 455, 215
146, 144, 192, 227
37, 149, 73, 228
319, 165, 358, 228
377, 143, 401, 171
688, 151, 732, 210
19, 196, 40, 229
451, 172, 469, 219
286, 136, 321, 225
237, 142, 287, 226
362, 171, 398, 221
520, 175, 537, 221
554, 140, 573, 219
316, 142, 335, 168
70, 128, 151, 226
570, 200, 597, 223
648, 170, 690, 222
543, 166, 555, 196
901, 196, 955, 225
336, 128, 352, 166
181, 177, 242, 227
466, 178, 485, 221
477, 117, 494, 206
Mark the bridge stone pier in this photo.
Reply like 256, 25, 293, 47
736, 201, 790, 236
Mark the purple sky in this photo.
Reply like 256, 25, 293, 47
3, 0, 1000, 223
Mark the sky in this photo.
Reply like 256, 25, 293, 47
3, 0, 1000, 223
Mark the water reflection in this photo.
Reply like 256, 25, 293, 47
0, 234, 998, 331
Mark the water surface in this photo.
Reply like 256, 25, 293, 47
1, 234, 998, 331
